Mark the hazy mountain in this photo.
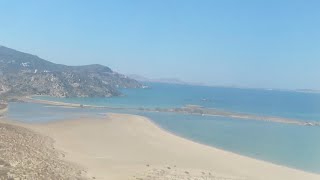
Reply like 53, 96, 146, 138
129, 74, 188, 84
129, 74, 205, 86
0, 46, 142, 98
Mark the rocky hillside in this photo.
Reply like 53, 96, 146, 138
0, 46, 142, 98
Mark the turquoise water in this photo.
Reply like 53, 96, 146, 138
9, 82, 320, 173
35, 82, 320, 121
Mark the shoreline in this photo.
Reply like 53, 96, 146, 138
24, 96, 320, 127
2, 113, 320, 180
0, 107, 8, 115
0, 103, 8, 116
133, 114, 320, 174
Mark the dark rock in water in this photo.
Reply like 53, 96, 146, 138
0, 45, 142, 98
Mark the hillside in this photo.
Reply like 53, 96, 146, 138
0, 46, 142, 99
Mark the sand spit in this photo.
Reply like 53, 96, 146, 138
8, 113, 319, 180
25, 97, 320, 127
0, 121, 87, 180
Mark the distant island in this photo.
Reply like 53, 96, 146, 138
0, 46, 142, 100
294, 89, 320, 94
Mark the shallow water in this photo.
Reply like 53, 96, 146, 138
140, 112, 320, 173
35, 82, 320, 121
9, 83, 320, 173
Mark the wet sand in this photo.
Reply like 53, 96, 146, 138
3, 113, 319, 180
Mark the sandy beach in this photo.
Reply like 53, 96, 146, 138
1, 113, 320, 180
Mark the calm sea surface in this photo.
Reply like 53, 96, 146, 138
7, 82, 320, 173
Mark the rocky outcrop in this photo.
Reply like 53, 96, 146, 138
0, 46, 142, 98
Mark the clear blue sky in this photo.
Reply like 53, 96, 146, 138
1, 0, 320, 89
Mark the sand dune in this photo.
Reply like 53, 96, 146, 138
0, 121, 86, 179
7, 113, 315, 180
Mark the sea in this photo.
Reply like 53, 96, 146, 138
7, 82, 320, 173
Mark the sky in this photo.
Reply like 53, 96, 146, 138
0, 0, 320, 89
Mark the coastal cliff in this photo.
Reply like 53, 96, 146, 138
0, 46, 142, 99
